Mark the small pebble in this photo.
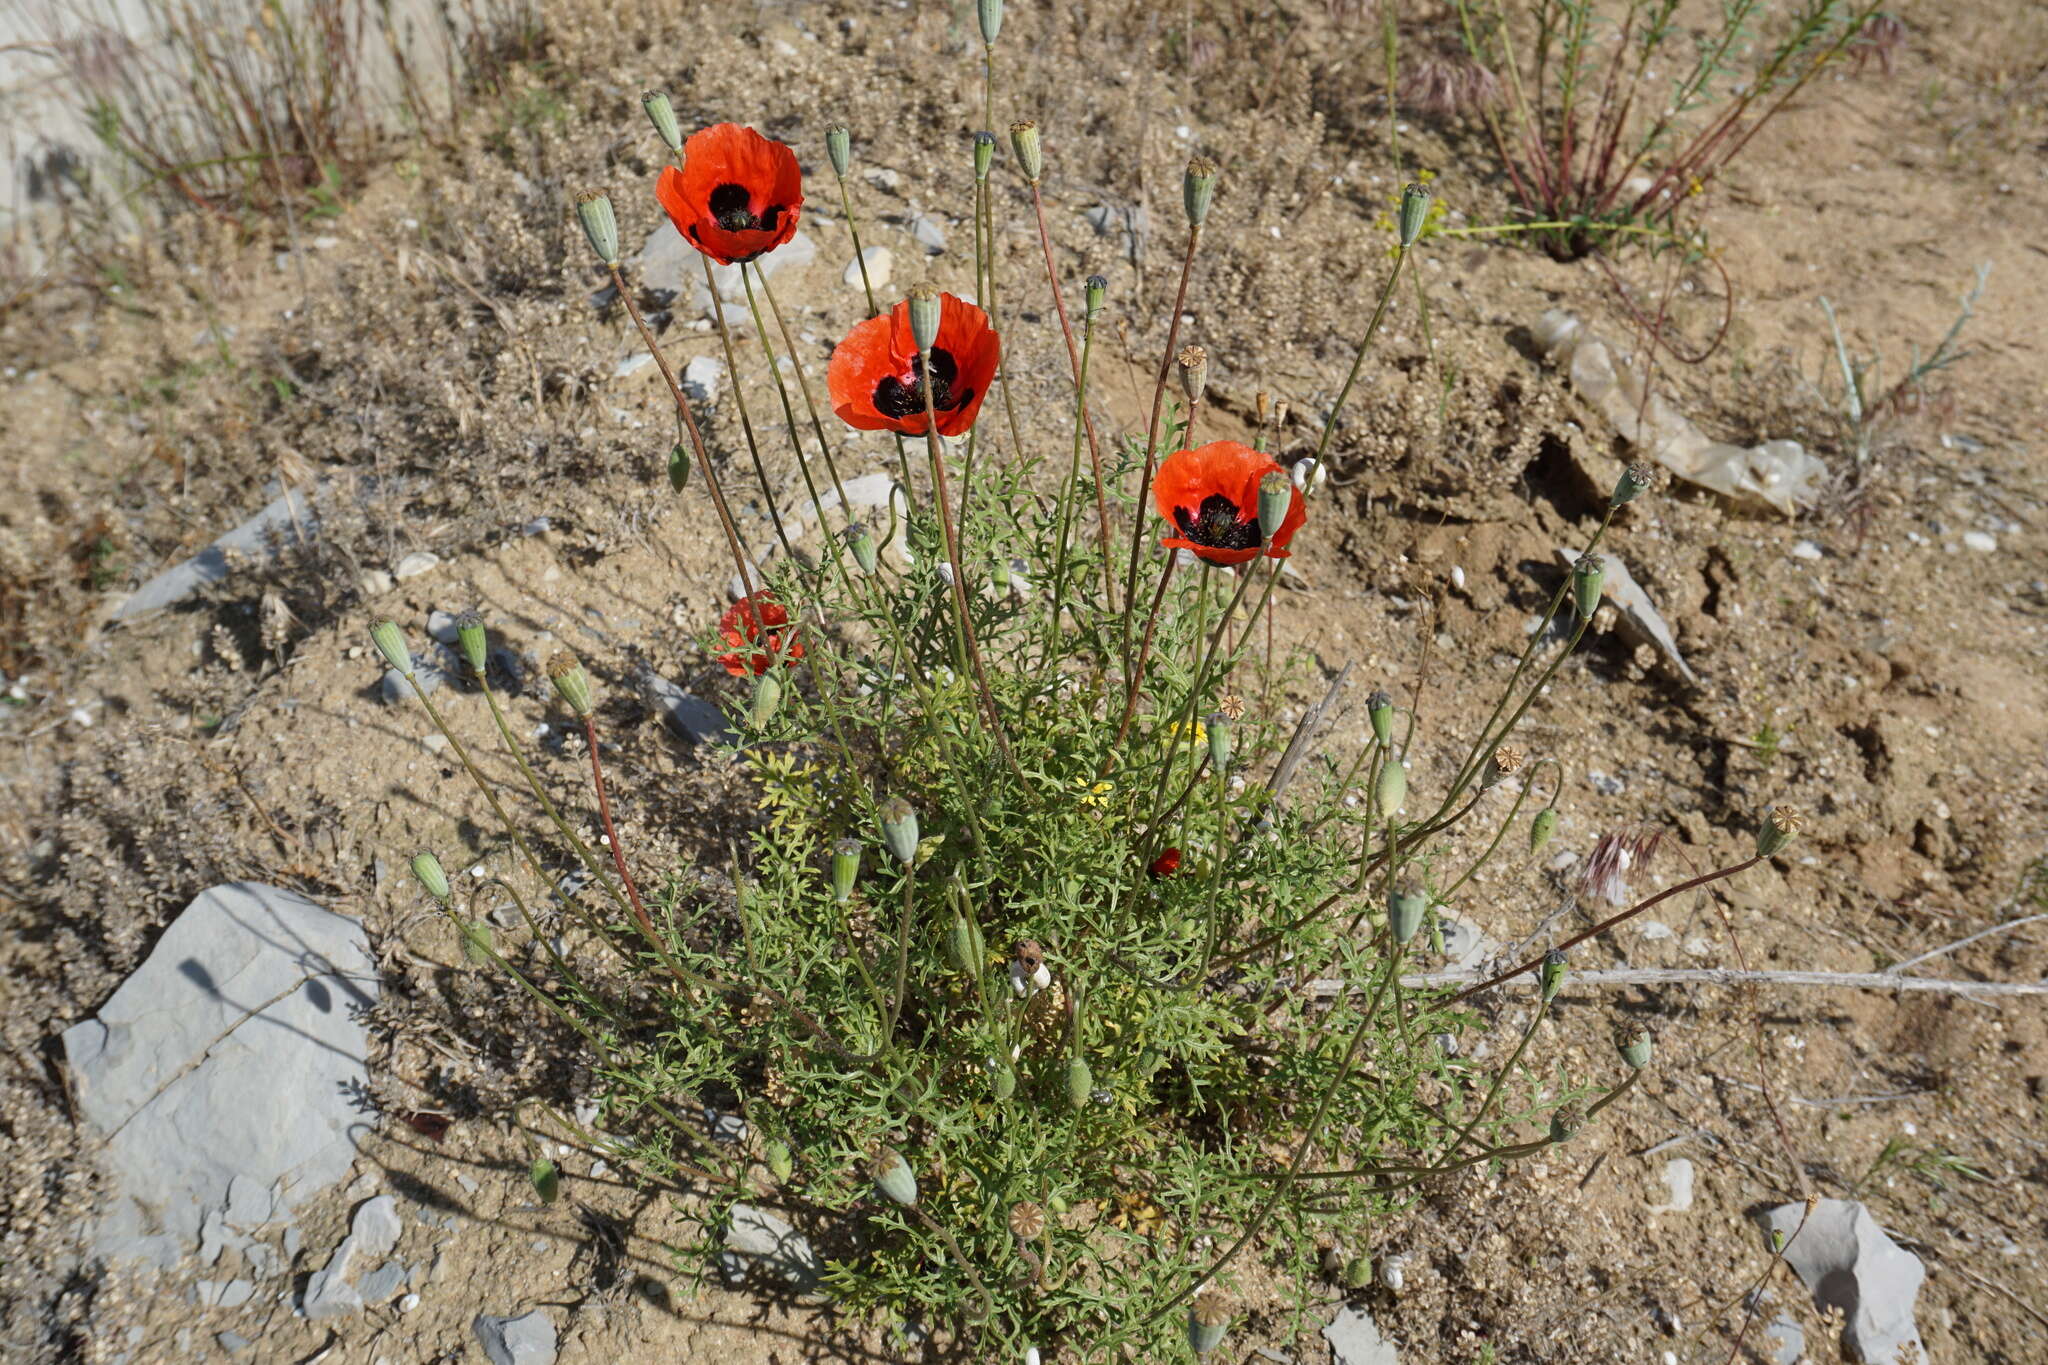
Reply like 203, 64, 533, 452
1790, 540, 1823, 561
1962, 530, 1996, 552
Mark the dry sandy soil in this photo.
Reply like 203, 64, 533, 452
3, 1, 2046, 1362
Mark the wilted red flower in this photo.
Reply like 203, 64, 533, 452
655, 123, 803, 266
1153, 440, 1306, 566
717, 591, 803, 676
1148, 847, 1182, 880
827, 291, 1000, 437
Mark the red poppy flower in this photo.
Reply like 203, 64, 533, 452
1153, 440, 1307, 566
827, 292, 999, 438
1148, 847, 1183, 880
655, 123, 803, 267
717, 591, 803, 676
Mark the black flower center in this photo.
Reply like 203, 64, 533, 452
1174, 493, 1261, 551
707, 182, 785, 234
874, 347, 974, 420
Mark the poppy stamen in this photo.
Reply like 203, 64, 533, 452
872, 347, 972, 420
707, 182, 787, 234
1174, 493, 1261, 553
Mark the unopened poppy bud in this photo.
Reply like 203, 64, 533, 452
1083, 274, 1106, 320
1484, 744, 1525, 790
1548, 1100, 1586, 1143
641, 90, 681, 152
409, 851, 451, 902
825, 124, 852, 178
1571, 553, 1605, 620
1343, 1255, 1373, 1289
668, 443, 691, 492
1175, 343, 1207, 403
1373, 758, 1407, 818
1008, 1201, 1044, 1241
1183, 157, 1218, 227
765, 1139, 794, 1182
840, 522, 879, 575
1008, 120, 1043, 182
1398, 181, 1433, 247
830, 837, 861, 903
1366, 688, 1394, 745
947, 914, 984, 974
1257, 470, 1293, 540
1188, 1297, 1230, 1355
1757, 805, 1802, 858
1065, 1057, 1092, 1109
973, 130, 996, 181
748, 673, 783, 728
574, 190, 620, 267
1611, 461, 1654, 508
371, 620, 412, 676
1529, 806, 1559, 854
990, 1062, 1016, 1100
1388, 883, 1428, 944
872, 1148, 918, 1206
879, 796, 920, 864
1618, 1024, 1653, 1070
1539, 948, 1567, 1002
1206, 712, 1231, 771
905, 283, 941, 352
454, 611, 487, 676
545, 652, 594, 718
977, 0, 1002, 45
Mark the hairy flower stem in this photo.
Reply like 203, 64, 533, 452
737, 266, 836, 553
1048, 296, 1103, 655
578, 716, 687, 986
699, 254, 795, 561
752, 266, 852, 511
914, 1202, 995, 1324
882, 871, 917, 1045
1106, 553, 1179, 757
606, 263, 758, 602
1439, 773, 1537, 902
1122, 224, 1202, 678
1436, 994, 1550, 1164
1312, 244, 1408, 462
1029, 181, 1115, 608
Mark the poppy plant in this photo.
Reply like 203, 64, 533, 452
1148, 847, 1182, 880
717, 591, 803, 676
656, 123, 803, 266
827, 292, 1000, 438
1153, 440, 1306, 566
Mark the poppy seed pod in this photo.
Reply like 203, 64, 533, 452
1484, 744, 1525, 790
1008, 1201, 1044, 1241
545, 652, 594, 718
973, 130, 996, 181
1757, 805, 1802, 858
747, 673, 783, 729
454, 611, 487, 676
573, 190, 620, 267
1183, 158, 1219, 227
905, 283, 942, 353
1083, 274, 1106, 320
1618, 1024, 1654, 1070
371, 620, 412, 676
1571, 553, 1606, 620
872, 1148, 918, 1206
1008, 120, 1043, 182
830, 837, 861, 904
947, 914, 984, 974
1611, 461, 1654, 508
1548, 1100, 1586, 1143
668, 443, 691, 491
1373, 759, 1407, 818
1188, 1297, 1230, 1355
1388, 883, 1428, 945
1367, 688, 1394, 745
1257, 470, 1294, 540
977, 0, 1002, 45
843, 522, 879, 575
1529, 806, 1559, 854
641, 90, 682, 152
825, 124, 852, 178
1398, 181, 1433, 247
1539, 948, 1567, 1002
1176, 344, 1208, 403
879, 797, 920, 864
409, 851, 451, 902
1065, 1057, 1092, 1110
765, 1139, 794, 1183
1206, 712, 1231, 771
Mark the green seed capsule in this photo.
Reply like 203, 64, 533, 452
573, 190, 620, 267
1065, 1058, 1092, 1110
1539, 949, 1567, 1002
830, 838, 861, 904
1571, 553, 1606, 620
1183, 157, 1218, 227
1256, 470, 1293, 540
545, 652, 594, 719
1188, 1300, 1230, 1355
1548, 1101, 1586, 1143
1530, 807, 1559, 855
843, 522, 878, 575
1366, 688, 1394, 745
906, 283, 941, 353
1373, 759, 1408, 818
371, 621, 412, 676
824, 125, 851, 178
947, 914, 984, 974
973, 130, 995, 181
1610, 461, 1654, 508
873, 1148, 918, 1206
1388, 883, 1428, 945
1618, 1025, 1653, 1071
1397, 181, 1433, 247
879, 797, 920, 865
668, 443, 691, 492
1083, 274, 1106, 320
977, 0, 1002, 45
409, 851, 451, 902
459, 919, 494, 966
640, 90, 682, 152
530, 1157, 560, 1204
454, 612, 488, 676
1206, 712, 1231, 772
1008, 120, 1042, 183
1757, 805, 1802, 858
747, 673, 783, 729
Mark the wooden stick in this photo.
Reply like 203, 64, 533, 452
1323, 968, 2048, 998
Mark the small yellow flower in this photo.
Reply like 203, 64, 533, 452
1075, 778, 1115, 808
1166, 719, 1207, 750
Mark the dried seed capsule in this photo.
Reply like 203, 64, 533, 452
371, 621, 412, 676
1176, 344, 1208, 403
1188, 1297, 1230, 1355
879, 797, 920, 865
573, 190, 620, 268
1571, 553, 1606, 620
1008, 1201, 1044, 1240
641, 90, 682, 152
872, 1147, 918, 1206
1485, 744, 1525, 790
454, 612, 488, 676
1757, 805, 1802, 858
1008, 120, 1043, 183
1183, 157, 1218, 227
409, 852, 451, 902
830, 838, 861, 904
1398, 181, 1433, 247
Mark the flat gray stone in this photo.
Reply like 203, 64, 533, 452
215, 1331, 255, 1356
906, 212, 947, 253
843, 245, 892, 291
724, 1204, 819, 1289
61, 884, 377, 1266
349, 1195, 401, 1258
1552, 546, 1700, 685
114, 486, 318, 619
634, 223, 815, 324
641, 671, 733, 745
355, 1260, 408, 1305
1764, 1315, 1804, 1365
473, 1309, 558, 1365
1762, 1199, 1925, 1364
1323, 1304, 1400, 1364
682, 354, 724, 403
393, 551, 441, 580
